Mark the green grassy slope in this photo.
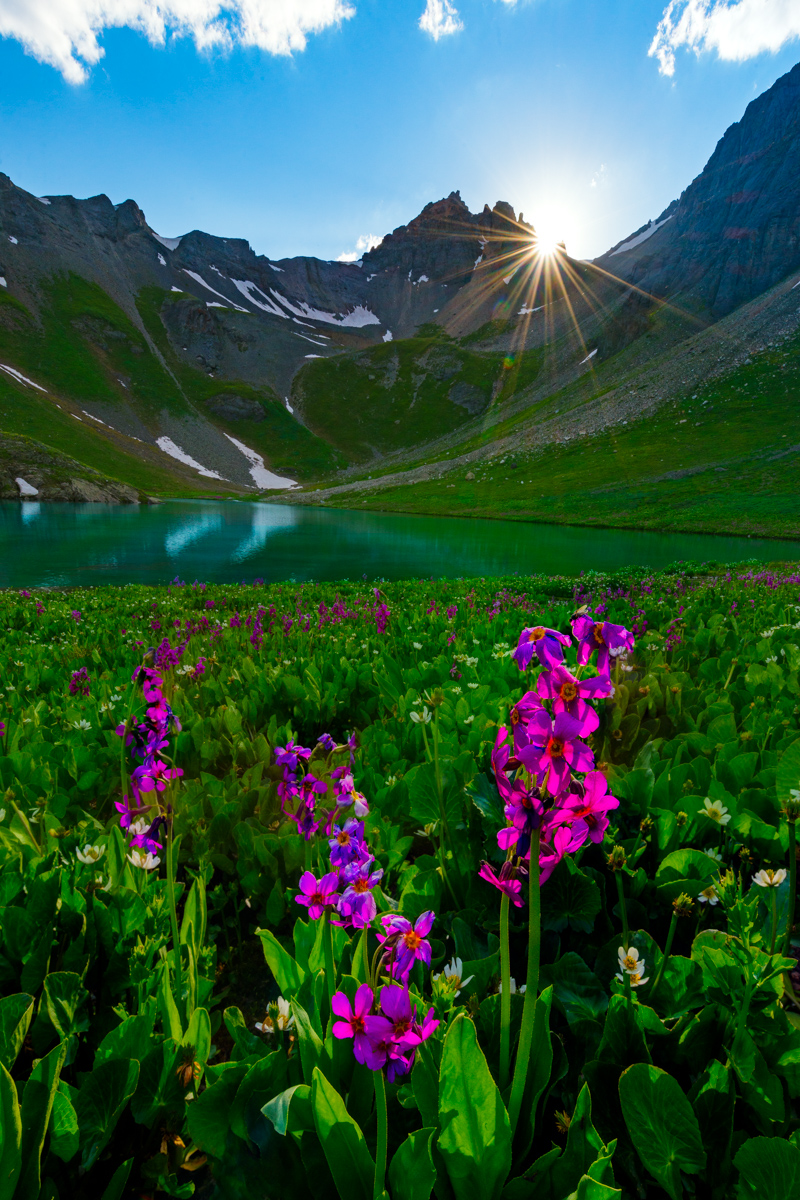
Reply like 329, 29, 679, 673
329, 337, 800, 537
293, 330, 543, 463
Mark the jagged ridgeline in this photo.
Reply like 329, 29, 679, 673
2, 60, 800, 511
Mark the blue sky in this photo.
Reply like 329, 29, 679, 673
1, 0, 799, 262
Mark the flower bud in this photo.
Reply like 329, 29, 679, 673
783, 788, 800, 823
606, 845, 627, 872
673, 892, 694, 918
675, 811, 688, 828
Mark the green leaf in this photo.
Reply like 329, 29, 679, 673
777, 738, 800, 807
549, 1084, 606, 1198
0, 993, 34, 1071
389, 1127, 437, 1200
74, 1057, 140, 1171
183, 1006, 211, 1070
41, 971, 88, 1041
618, 1064, 706, 1200
0, 1062, 22, 1197
291, 998, 329, 1085
99, 1158, 134, 1200
17, 1042, 66, 1200
541, 859, 601, 934
48, 1087, 79, 1162
187, 1063, 249, 1159
691, 1060, 734, 1190
258, 929, 307, 998
262, 1083, 313, 1138
597, 996, 651, 1067
734, 1135, 800, 1199
438, 1013, 512, 1200
230, 1050, 287, 1144
655, 849, 718, 901
311, 1066, 374, 1200
95, 1013, 154, 1066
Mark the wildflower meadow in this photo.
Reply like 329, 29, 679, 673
1, 563, 800, 1199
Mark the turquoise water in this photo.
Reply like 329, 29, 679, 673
0, 500, 797, 588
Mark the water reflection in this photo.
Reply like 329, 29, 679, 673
0, 499, 798, 588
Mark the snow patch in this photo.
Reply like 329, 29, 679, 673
610, 215, 672, 257
792, 279, 800, 290
83, 410, 111, 427
71, 414, 83, 421
223, 433, 297, 490
8, 236, 17, 244
209, 265, 225, 277
518, 305, 543, 316
474, 255, 483, 268
305, 354, 323, 359
366, 274, 376, 282
156, 436, 226, 480
269, 290, 381, 328
231, 279, 287, 317
0, 363, 47, 391
37, 197, 51, 205
295, 333, 328, 347
0, 278, 6, 288
415, 274, 430, 284
171, 286, 184, 293
182, 269, 248, 311
268, 262, 284, 271
206, 302, 229, 309
383, 331, 393, 343
157, 253, 166, 266
285, 398, 294, 414
16, 477, 38, 496
580, 348, 598, 364
152, 232, 182, 251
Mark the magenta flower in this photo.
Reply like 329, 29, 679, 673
68, 668, 91, 698
511, 625, 571, 672
516, 710, 594, 795
539, 824, 582, 885
508, 690, 544, 750
379, 911, 435, 978
295, 870, 340, 919
536, 666, 612, 736
332, 985, 386, 1068
478, 861, 527, 907
571, 616, 634, 675
554, 771, 620, 843
275, 740, 312, 772
329, 818, 367, 868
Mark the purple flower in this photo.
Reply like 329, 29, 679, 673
71, 610, 81, 623
379, 911, 435, 979
377, 985, 440, 1081
329, 818, 367, 868
337, 860, 383, 928
68, 668, 90, 698
539, 823, 586, 884
516, 710, 594, 795
571, 616, 634, 675
295, 870, 340, 920
536, 666, 612, 737
508, 690, 543, 750
275, 740, 312, 773
332, 985, 387, 1068
317, 732, 336, 753
553, 771, 619, 844
511, 625, 571, 672
479, 860, 527, 907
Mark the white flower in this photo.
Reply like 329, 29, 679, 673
71, 719, 92, 730
433, 956, 475, 997
128, 849, 160, 870
256, 997, 294, 1035
468, 682, 479, 690
465, 656, 478, 667
410, 706, 432, 725
412, 642, 423, 650
698, 884, 720, 906
703, 848, 723, 862
699, 797, 730, 826
128, 818, 149, 837
498, 977, 526, 995
766, 655, 778, 664
616, 968, 649, 987
385, 775, 398, 787
76, 844, 105, 865
752, 868, 787, 888
618, 946, 646, 976
450, 686, 462, 695
464, 715, 475, 725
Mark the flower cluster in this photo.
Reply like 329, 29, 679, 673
68, 667, 90, 697
481, 614, 632, 898
332, 981, 438, 1081
115, 664, 183, 868
277, 732, 367, 843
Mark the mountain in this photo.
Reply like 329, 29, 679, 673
2, 62, 800, 532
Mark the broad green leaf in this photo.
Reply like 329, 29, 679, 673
0, 1062, 21, 1197
734, 1135, 800, 1199
776, 738, 800, 806
438, 1013, 512, 1200
388, 1127, 437, 1200
311, 1066, 374, 1200
157, 963, 183, 1042
549, 1084, 606, 1198
541, 858, 601, 934
619, 1064, 705, 1200
48, 1087, 79, 1162
259, 929, 307, 997
95, 1013, 154, 1065
183, 1006, 211, 1069
691, 1060, 734, 1190
655, 849, 718, 901
262, 1083, 313, 1138
74, 1057, 140, 1171
0, 993, 34, 1071
187, 1063, 249, 1158
17, 1042, 66, 1200
230, 1050, 287, 1143
291, 998, 329, 1085
41, 971, 88, 1041
100, 1158, 134, 1200
597, 996, 650, 1067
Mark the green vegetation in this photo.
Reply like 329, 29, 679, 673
1, 565, 800, 1197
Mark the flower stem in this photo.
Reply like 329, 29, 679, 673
786, 821, 797, 956
650, 911, 678, 998
770, 888, 779, 956
508, 828, 541, 1133
373, 1069, 388, 1200
615, 872, 629, 951
165, 821, 183, 1021
323, 909, 336, 1017
499, 891, 511, 1092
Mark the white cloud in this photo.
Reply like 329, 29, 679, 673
0, 0, 356, 84
419, 0, 463, 41
336, 233, 382, 262
590, 163, 607, 189
650, 0, 800, 77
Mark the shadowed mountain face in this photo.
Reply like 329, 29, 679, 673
2, 61, 800, 502
597, 61, 800, 317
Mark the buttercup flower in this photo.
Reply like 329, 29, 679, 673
76, 844, 105, 865
698, 884, 720, 905
128, 849, 160, 870
618, 946, 645, 976
699, 797, 730, 825
752, 868, 787, 888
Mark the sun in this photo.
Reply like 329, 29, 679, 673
532, 221, 564, 258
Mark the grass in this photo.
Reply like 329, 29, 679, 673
330, 335, 800, 538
